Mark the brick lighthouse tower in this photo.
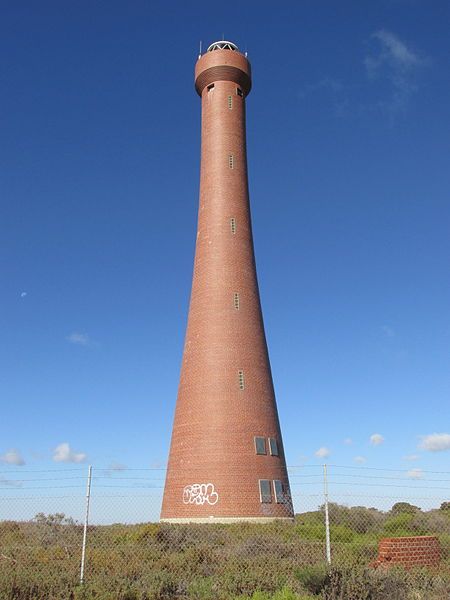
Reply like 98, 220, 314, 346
161, 41, 293, 522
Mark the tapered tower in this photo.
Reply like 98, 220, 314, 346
161, 41, 293, 522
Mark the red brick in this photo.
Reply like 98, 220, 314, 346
160, 44, 293, 522
375, 536, 441, 568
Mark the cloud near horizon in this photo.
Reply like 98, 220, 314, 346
315, 447, 331, 459
419, 433, 450, 452
370, 433, 385, 446
0, 449, 25, 466
53, 442, 87, 463
406, 468, 424, 480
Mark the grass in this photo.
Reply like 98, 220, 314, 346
0, 504, 449, 599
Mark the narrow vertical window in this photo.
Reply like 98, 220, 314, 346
254, 437, 266, 455
228, 154, 234, 169
228, 95, 232, 109
230, 217, 236, 234
207, 83, 215, 92
238, 370, 245, 390
273, 480, 284, 503
259, 480, 272, 503
233, 292, 240, 310
268, 438, 279, 456
236, 88, 243, 97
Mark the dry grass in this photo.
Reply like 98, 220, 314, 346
0, 506, 449, 599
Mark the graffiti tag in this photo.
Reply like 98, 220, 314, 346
183, 483, 219, 506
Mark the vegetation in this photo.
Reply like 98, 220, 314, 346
0, 503, 449, 599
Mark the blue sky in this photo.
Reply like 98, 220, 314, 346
1, 1, 449, 513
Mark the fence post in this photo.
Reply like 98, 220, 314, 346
80, 465, 92, 584
323, 463, 331, 564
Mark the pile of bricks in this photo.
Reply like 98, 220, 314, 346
375, 536, 441, 568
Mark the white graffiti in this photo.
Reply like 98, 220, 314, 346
183, 483, 219, 506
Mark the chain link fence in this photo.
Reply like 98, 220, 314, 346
1, 464, 449, 599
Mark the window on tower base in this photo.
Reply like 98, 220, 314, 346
273, 480, 285, 503
259, 479, 272, 503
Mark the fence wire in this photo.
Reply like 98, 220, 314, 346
1, 464, 449, 599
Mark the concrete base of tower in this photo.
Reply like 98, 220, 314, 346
160, 516, 295, 524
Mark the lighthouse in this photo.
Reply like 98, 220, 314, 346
161, 41, 293, 522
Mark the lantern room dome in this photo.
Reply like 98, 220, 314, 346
207, 40, 239, 52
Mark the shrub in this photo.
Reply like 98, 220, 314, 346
390, 503, 421, 516
295, 565, 329, 594
382, 513, 415, 536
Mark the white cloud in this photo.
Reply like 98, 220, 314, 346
365, 29, 428, 113
371, 30, 422, 69
66, 332, 90, 346
354, 456, 367, 464
344, 438, 353, 445
419, 433, 450, 452
315, 447, 331, 458
370, 433, 385, 446
53, 443, 87, 463
403, 454, 420, 461
0, 449, 25, 466
406, 468, 424, 480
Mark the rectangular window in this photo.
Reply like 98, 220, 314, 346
259, 479, 272, 503
233, 292, 240, 310
269, 438, 279, 456
228, 154, 234, 169
254, 436, 266, 455
238, 370, 245, 390
273, 480, 284, 503
228, 95, 232, 109
236, 88, 243, 97
230, 217, 236, 234
207, 83, 215, 92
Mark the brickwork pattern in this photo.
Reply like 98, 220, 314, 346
161, 47, 293, 521
376, 536, 441, 568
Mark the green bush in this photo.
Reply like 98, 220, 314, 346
382, 512, 415, 536
2, 509, 450, 600
295, 564, 329, 594
322, 563, 450, 600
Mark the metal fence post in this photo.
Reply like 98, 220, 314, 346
80, 465, 92, 584
323, 463, 331, 564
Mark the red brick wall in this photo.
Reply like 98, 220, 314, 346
160, 47, 293, 522
376, 536, 441, 568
